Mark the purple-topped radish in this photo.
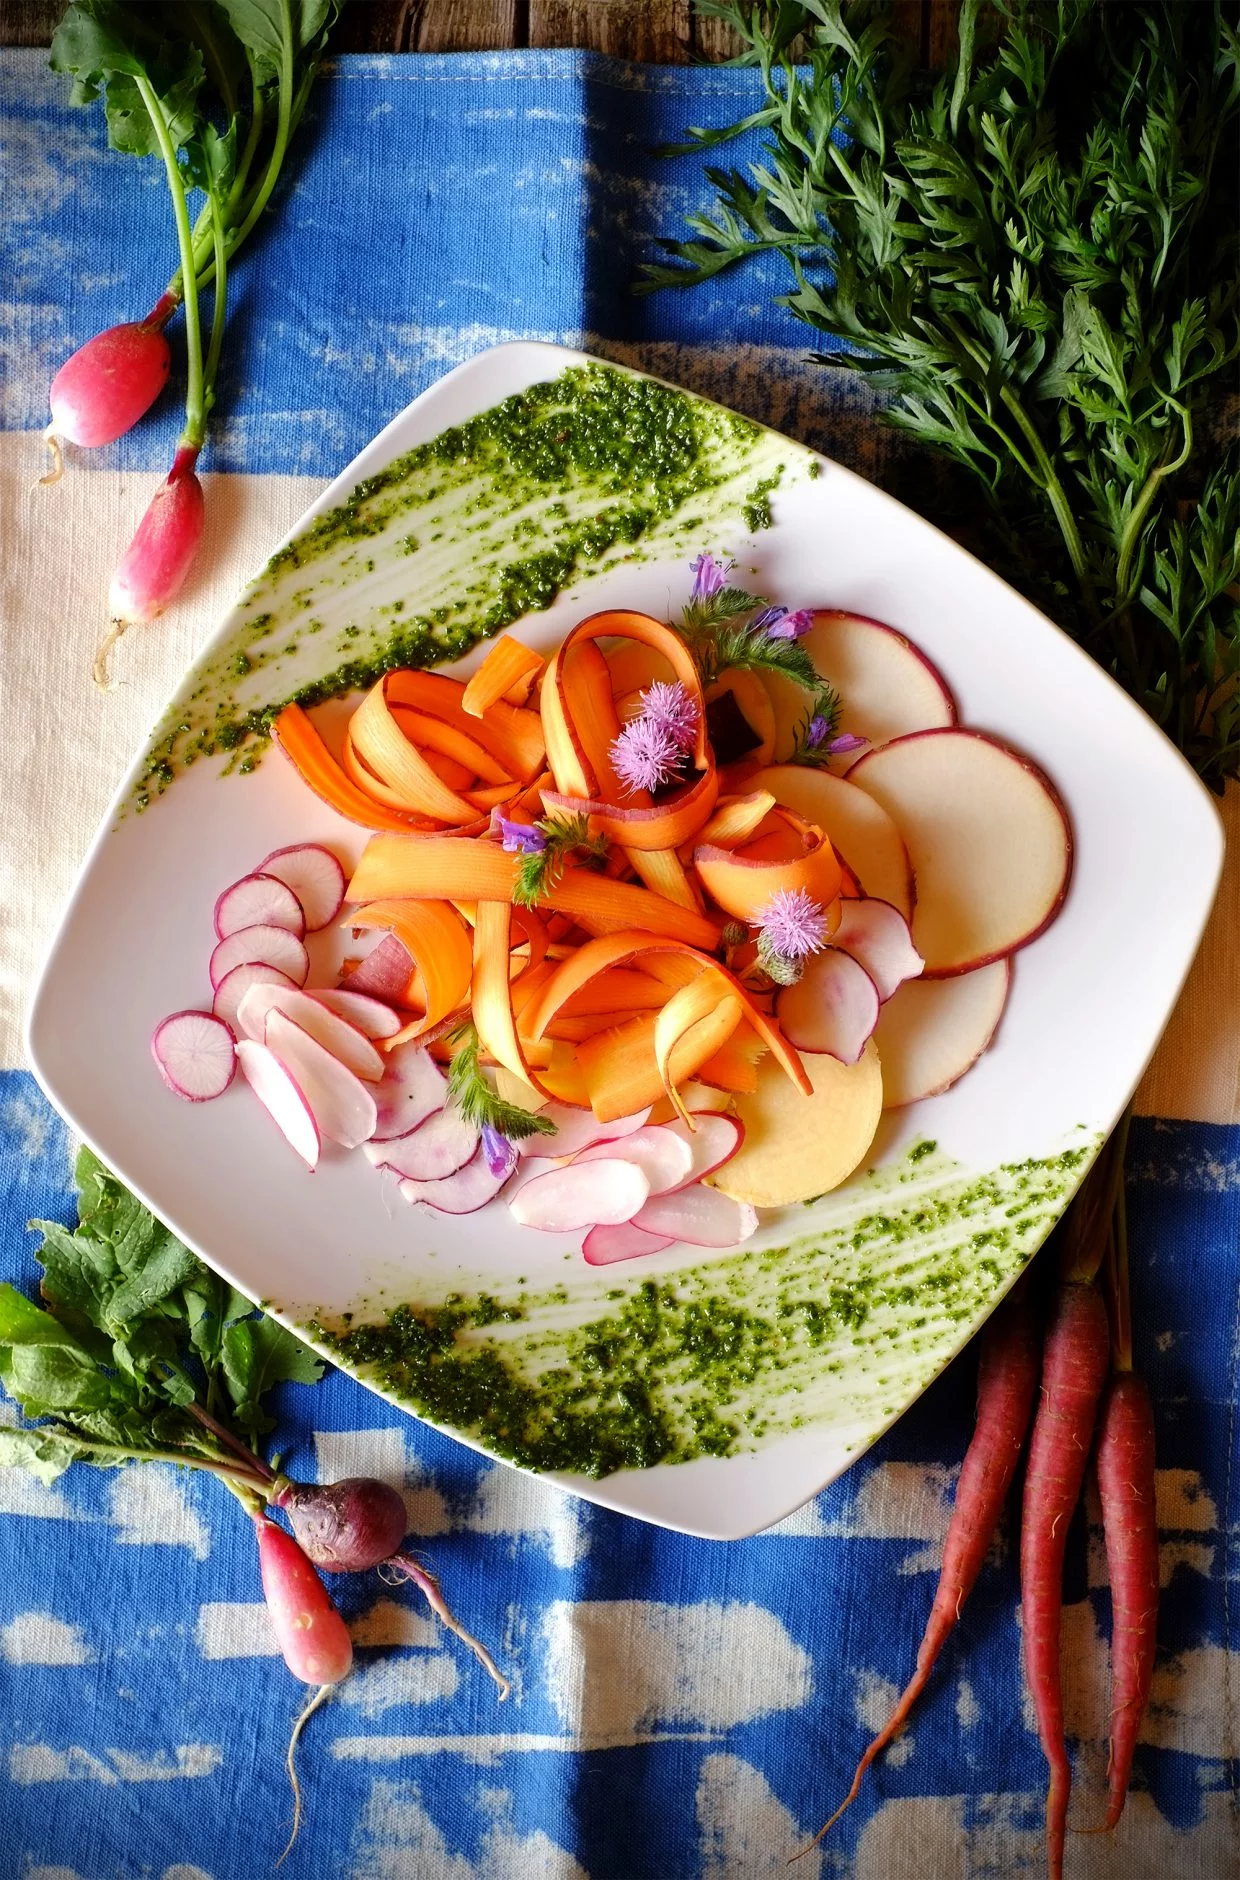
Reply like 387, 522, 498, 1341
341, 934, 414, 1002
210, 923, 309, 990
151, 1010, 236, 1101
260, 845, 346, 932
212, 961, 299, 1037
271, 1475, 408, 1574
235, 1042, 320, 1169
215, 872, 306, 941
44, 304, 174, 472
777, 949, 882, 1065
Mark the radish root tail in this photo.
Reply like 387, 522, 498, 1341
275, 1680, 335, 1868
38, 428, 64, 486
93, 618, 130, 691
385, 1552, 510, 1700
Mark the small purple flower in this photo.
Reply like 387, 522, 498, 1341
749, 606, 786, 632
690, 551, 733, 601
492, 811, 547, 855
825, 731, 868, 756
765, 607, 814, 641
756, 888, 831, 961
806, 714, 829, 749
640, 680, 699, 754
481, 1123, 517, 1181
611, 714, 683, 794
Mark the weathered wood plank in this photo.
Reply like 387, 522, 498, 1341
528, 1, 691, 63
412, 0, 520, 51
0, 1, 63, 46
332, 1, 414, 53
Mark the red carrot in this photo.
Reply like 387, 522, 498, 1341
1094, 1370, 1158, 1828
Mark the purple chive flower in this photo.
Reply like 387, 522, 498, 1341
640, 680, 699, 753
492, 811, 547, 855
806, 714, 829, 748
756, 888, 830, 961
611, 714, 683, 794
481, 1123, 517, 1181
690, 551, 733, 601
826, 731, 868, 755
765, 607, 814, 641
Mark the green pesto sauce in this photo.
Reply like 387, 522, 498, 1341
311, 1140, 1093, 1480
132, 363, 800, 810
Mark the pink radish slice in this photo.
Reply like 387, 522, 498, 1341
307, 989, 401, 1039
210, 924, 308, 991
364, 1108, 478, 1180
634, 1184, 758, 1249
575, 1127, 692, 1196
516, 1102, 651, 1159
509, 1159, 650, 1232
236, 984, 385, 1082
214, 872, 305, 941
341, 934, 413, 1001
370, 1043, 448, 1141
212, 962, 297, 1037
829, 898, 925, 1002
235, 1041, 320, 1169
583, 1221, 675, 1266
776, 950, 881, 1065
259, 844, 346, 932
265, 1011, 377, 1149
664, 1113, 744, 1185
151, 1010, 236, 1101
398, 1148, 513, 1215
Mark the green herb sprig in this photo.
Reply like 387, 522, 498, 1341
676, 582, 842, 748
445, 1026, 556, 1144
511, 812, 610, 910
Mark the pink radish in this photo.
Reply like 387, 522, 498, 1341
212, 961, 298, 1037
664, 1113, 744, 1185
210, 923, 309, 991
509, 1159, 650, 1232
236, 984, 385, 1083
341, 934, 414, 1001
45, 306, 173, 458
260, 845, 346, 932
634, 1184, 758, 1248
829, 899, 924, 1002
516, 1102, 651, 1159
776, 949, 881, 1063
151, 1010, 236, 1101
307, 989, 401, 1039
235, 1041, 320, 1169
265, 1012, 377, 1149
254, 1515, 353, 1686
270, 1476, 408, 1574
583, 1221, 675, 1266
398, 1148, 515, 1214
96, 444, 205, 687
365, 1108, 478, 1180
214, 873, 306, 941
575, 1126, 692, 1195
370, 1044, 448, 1142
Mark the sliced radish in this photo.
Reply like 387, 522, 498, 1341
151, 1010, 236, 1101
829, 898, 925, 1002
752, 765, 914, 921
583, 1221, 675, 1266
235, 1041, 320, 1169
398, 1148, 513, 1215
634, 1184, 759, 1249
214, 873, 305, 941
776, 949, 881, 1064
575, 1126, 693, 1195
775, 611, 956, 762
265, 1010, 377, 1149
365, 1108, 478, 1180
212, 961, 298, 1037
516, 1102, 651, 1159
259, 844, 346, 932
307, 989, 401, 1039
664, 1113, 744, 1185
509, 1159, 650, 1232
874, 959, 1012, 1106
209, 923, 309, 991
341, 934, 413, 1001
370, 1044, 448, 1142
236, 984, 385, 1082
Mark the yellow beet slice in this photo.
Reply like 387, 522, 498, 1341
710, 1042, 883, 1207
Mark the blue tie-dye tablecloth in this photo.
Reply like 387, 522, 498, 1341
1, 49, 1237, 1880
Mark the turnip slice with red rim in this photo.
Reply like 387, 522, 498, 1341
209, 924, 308, 990
214, 873, 305, 941
236, 983, 385, 1082
398, 1148, 514, 1215
364, 1108, 478, 1180
370, 1043, 447, 1142
874, 958, 1012, 1107
235, 1040, 320, 1169
634, 1184, 758, 1249
265, 1010, 376, 1149
259, 844, 346, 932
151, 1010, 236, 1101
575, 1127, 692, 1196
664, 1113, 744, 1185
307, 988, 401, 1039
509, 1159, 650, 1232
583, 1221, 675, 1267
791, 611, 956, 759
515, 1102, 651, 1159
212, 962, 298, 1038
829, 898, 925, 1002
776, 950, 881, 1064
341, 934, 413, 1001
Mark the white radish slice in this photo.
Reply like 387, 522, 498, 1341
370, 1043, 448, 1142
766, 610, 956, 764
633, 1184, 759, 1249
575, 1126, 693, 1196
583, 1221, 675, 1266
307, 988, 401, 1039
151, 1010, 236, 1101
848, 730, 1072, 975
777, 949, 881, 1065
259, 844, 346, 932
214, 872, 305, 941
874, 959, 1012, 1107
212, 961, 298, 1036
365, 1108, 478, 1180
664, 1113, 744, 1185
341, 934, 413, 1001
829, 898, 925, 1002
236, 984, 385, 1082
235, 1041, 320, 1168
265, 1010, 377, 1149
509, 1159, 650, 1232
516, 1102, 651, 1159
399, 1148, 513, 1215
752, 765, 914, 921
210, 923, 309, 990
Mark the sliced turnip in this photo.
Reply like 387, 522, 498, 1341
341, 934, 413, 1001
776, 949, 881, 1064
398, 1148, 514, 1215
583, 1221, 675, 1266
509, 1159, 650, 1232
575, 1126, 693, 1196
235, 1041, 320, 1169
633, 1184, 759, 1249
212, 962, 298, 1038
365, 1108, 478, 1180
752, 765, 914, 920
829, 898, 925, 1002
849, 730, 1072, 975
516, 1102, 651, 1159
307, 989, 401, 1039
151, 1010, 236, 1101
236, 984, 385, 1082
259, 844, 346, 932
769, 611, 956, 763
874, 958, 1012, 1107
214, 873, 305, 941
265, 1011, 377, 1150
370, 1044, 448, 1142
664, 1113, 744, 1185
209, 923, 309, 991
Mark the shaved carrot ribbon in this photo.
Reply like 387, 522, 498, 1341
351, 900, 472, 1042
351, 679, 506, 825
698, 792, 777, 848
696, 1023, 768, 1093
540, 761, 720, 852
384, 671, 545, 782
471, 901, 539, 1092
462, 636, 544, 719
654, 983, 744, 1125
694, 807, 844, 922
272, 705, 437, 835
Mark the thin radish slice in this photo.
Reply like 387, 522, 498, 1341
265, 1010, 377, 1149
634, 1184, 758, 1249
664, 1113, 744, 1185
776, 950, 881, 1065
260, 844, 346, 932
236, 984, 385, 1082
516, 1102, 651, 1159
210, 923, 309, 991
235, 1041, 320, 1168
307, 989, 401, 1039
370, 1043, 448, 1142
341, 934, 413, 1001
583, 1222, 675, 1266
575, 1127, 693, 1196
151, 1010, 236, 1101
214, 873, 305, 941
212, 961, 297, 1036
365, 1108, 478, 1180
829, 898, 925, 1002
874, 959, 1012, 1106
509, 1159, 650, 1232
399, 1148, 513, 1215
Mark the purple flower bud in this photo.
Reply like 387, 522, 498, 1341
765, 608, 814, 641
492, 812, 547, 855
807, 715, 829, 748
826, 731, 869, 755
481, 1123, 516, 1180
690, 551, 733, 601
748, 606, 785, 632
